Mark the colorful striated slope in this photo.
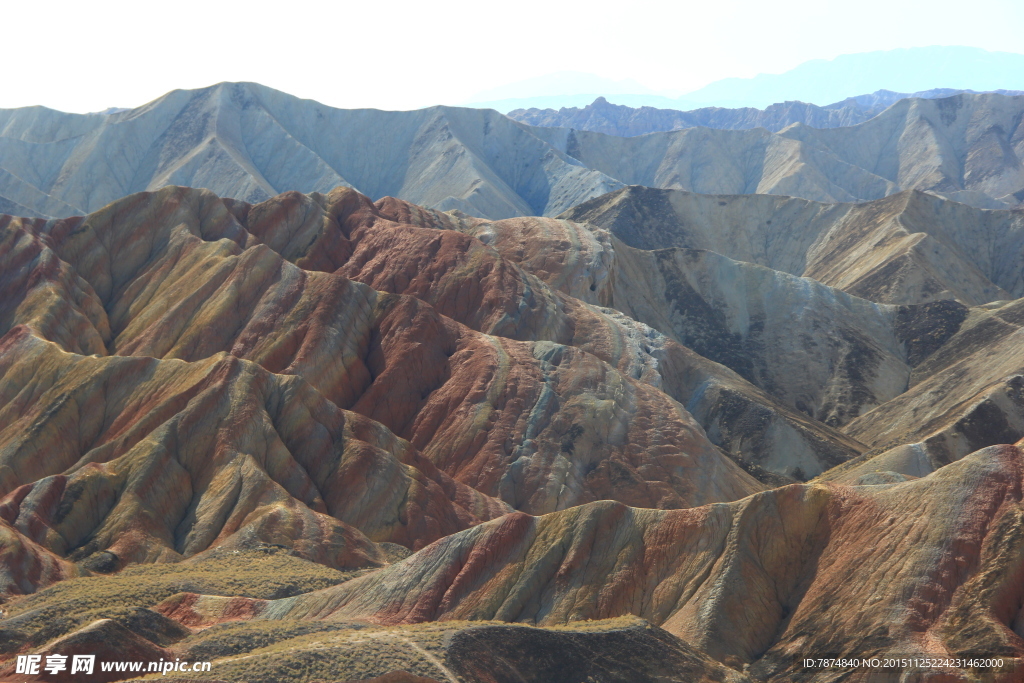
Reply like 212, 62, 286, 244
49, 183, 843, 484
0, 185, 768, 597
357, 195, 865, 480
449, 212, 913, 428
4, 183, 1024, 682
0, 328, 486, 580
159, 445, 1024, 681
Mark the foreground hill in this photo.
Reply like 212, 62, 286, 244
155, 445, 1024, 681
3, 85, 1024, 220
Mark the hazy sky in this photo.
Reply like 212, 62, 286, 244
5, 0, 1024, 112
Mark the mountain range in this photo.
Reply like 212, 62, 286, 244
508, 88, 1024, 136
530, 92, 1024, 209
3, 83, 1024, 224
4, 72, 1024, 682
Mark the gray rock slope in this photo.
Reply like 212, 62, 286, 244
4, 85, 1024, 219
562, 186, 1024, 306
823, 297, 1024, 483
0, 83, 622, 221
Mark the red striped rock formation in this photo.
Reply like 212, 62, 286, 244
361, 199, 869, 476
254, 190, 865, 481
0, 186, 761, 598
0, 328, 488, 570
0, 516, 79, 598
161, 445, 1024, 681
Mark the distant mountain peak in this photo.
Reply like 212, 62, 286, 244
509, 88, 1024, 138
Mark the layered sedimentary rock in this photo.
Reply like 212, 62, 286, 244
294, 192, 864, 481
4, 181, 1024, 682
323, 188, 1024, 478
0, 329, 492, 573
112, 184, 854, 482
429, 205, 922, 432
562, 186, 1024, 305
0, 186, 767, 597
160, 445, 1024, 681
0, 514, 80, 598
